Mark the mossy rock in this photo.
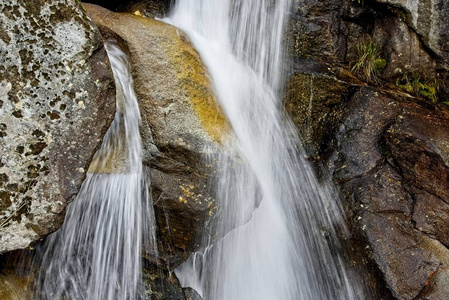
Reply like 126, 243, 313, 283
285, 72, 352, 159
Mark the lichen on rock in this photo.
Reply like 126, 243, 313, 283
0, 0, 115, 253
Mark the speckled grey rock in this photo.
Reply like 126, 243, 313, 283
375, 0, 449, 62
0, 0, 115, 253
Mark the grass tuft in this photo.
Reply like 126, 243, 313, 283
351, 39, 385, 82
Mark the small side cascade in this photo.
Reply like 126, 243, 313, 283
33, 42, 156, 300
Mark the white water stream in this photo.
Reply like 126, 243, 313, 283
31, 1, 365, 299
34, 42, 156, 300
166, 1, 364, 299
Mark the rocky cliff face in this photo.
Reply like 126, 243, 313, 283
286, 0, 449, 299
289, 0, 449, 85
0, 0, 115, 254
2, 0, 449, 299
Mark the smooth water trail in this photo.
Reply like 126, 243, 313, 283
34, 42, 156, 300
166, 1, 364, 299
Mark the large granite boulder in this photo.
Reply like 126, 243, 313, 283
0, 0, 115, 254
84, 3, 227, 268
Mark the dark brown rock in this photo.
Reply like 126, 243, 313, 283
288, 0, 446, 84
183, 287, 202, 300
342, 165, 412, 215
142, 263, 187, 300
119, 0, 172, 18
333, 90, 449, 299
385, 113, 449, 203
287, 1, 449, 296
372, 16, 437, 81
287, 76, 449, 298
0, 250, 38, 300
149, 163, 213, 267
362, 212, 440, 300
85, 0, 171, 17
334, 88, 401, 181
287, 0, 346, 62
285, 70, 354, 160
412, 189, 449, 248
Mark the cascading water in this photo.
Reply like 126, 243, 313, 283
34, 42, 156, 300
166, 1, 365, 299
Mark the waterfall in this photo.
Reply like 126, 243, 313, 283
34, 42, 156, 300
166, 1, 364, 299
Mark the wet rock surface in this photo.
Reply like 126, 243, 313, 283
339, 91, 449, 299
118, 0, 172, 18
285, 69, 356, 161
142, 262, 203, 300
288, 0, 449, 90
84, 3, 226, 268
0, 250, 34, 300
286, 1, 449, 298
0, 0, 448, 299
288, 74, 449, 299
142, 262, 186, 300
183, 287, 202, 300
287, 73, 449, 300
0, 0, 115, 254
385, 114, 449, 203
